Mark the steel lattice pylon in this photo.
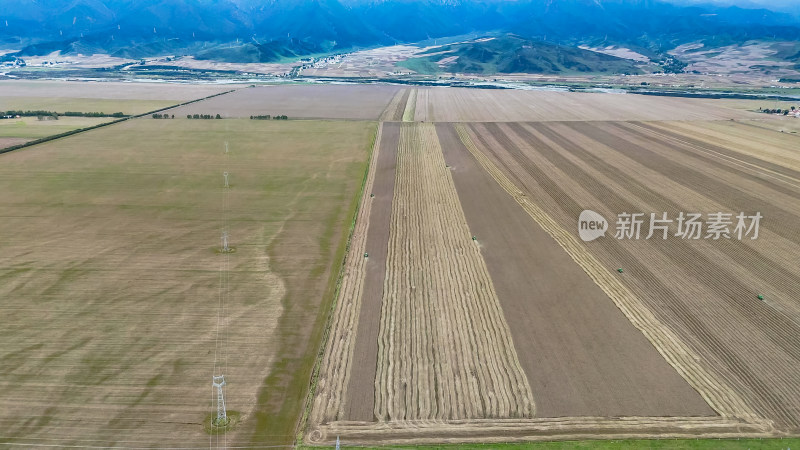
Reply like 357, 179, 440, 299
212, 375, 227, 426
221, 230, 229, 253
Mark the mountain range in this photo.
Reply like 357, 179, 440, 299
3, 0, 800, 67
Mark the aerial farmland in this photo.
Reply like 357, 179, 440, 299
0, 81, 233, 150
0, 81, 799, 448
307, 86, 800, 445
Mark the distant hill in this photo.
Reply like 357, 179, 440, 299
399, 35, 644, 75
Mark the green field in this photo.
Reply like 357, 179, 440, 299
0, 97, 180, 116
397, 58, 442, 75
0, 118, 374, 447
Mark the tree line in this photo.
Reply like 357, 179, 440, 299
152, 114, 175, 119
760, 106, 797, 115
250, 115, 288, 120
187, 114, 223, 119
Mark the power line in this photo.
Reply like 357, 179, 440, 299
212, 140, 233, 449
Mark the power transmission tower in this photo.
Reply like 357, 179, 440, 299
221, 230, 230, 253
223, 172, 229, 188
212, 375, 228, 426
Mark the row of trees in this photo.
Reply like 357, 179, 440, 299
250, 115, 289, 120
152, 114, 175, 119
187, 114, 222, 119
2, 110, 125, 118
63, 111, 125, 118
760, 107, 796, 115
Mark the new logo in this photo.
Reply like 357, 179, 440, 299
579, 210, 608, 242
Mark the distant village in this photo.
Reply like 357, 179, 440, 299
1, 57, 26, 68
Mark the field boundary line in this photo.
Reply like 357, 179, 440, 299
301, 122, 383, 442
0, 89, 236, 156
452, 124, 771, 428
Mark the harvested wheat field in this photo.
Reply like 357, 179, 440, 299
401, 89, 417, 122
379, 89, 411, 122
0, 80, 231, 100
0, 116, 112, 148
435, 122, 716, 418
372, 123, 534, 422
5, 81, 799, 447
0, 80, 231, 115
417, 87, 759, 122
168, 84, 401, 119
343, 122, 401, 421
0, 118, 374, 448
306, 87, 800, 446
456, 120, 800, 428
